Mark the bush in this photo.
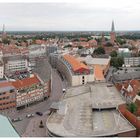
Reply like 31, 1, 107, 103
127, 103, 137, 114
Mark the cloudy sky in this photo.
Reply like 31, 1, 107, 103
0, 0, 140, 31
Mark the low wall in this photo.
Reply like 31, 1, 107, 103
119, 104, 140, 136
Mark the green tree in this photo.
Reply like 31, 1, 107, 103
110, 50, 118, 57
127, 103, 137, 114
110, 56, 124, 68
116, 37, 126, 45
118, 57, 124, 67
93, 47, 105, 55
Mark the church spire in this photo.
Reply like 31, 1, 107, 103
110, 20, 116, 44
2, 24, 7, 40
2, 24, 5, 33
111, 20, 115, 32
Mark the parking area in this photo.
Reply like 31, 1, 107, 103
6, 71, 30, 80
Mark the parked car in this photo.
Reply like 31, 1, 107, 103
11, 117, 22, 122
62, 88, 66, 93
36, 112, 43, 116
26, 114, 34, 118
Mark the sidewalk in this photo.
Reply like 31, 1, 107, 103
22, 114, 49, 137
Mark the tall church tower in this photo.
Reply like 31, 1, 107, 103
110, 20, 116, 44
2, 24, 7, 40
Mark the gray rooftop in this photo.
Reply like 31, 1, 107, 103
80, 55, 111, 65
0, 86, 15, 93
112, 71, 140, 83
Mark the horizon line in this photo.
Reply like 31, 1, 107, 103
1, 30, 140, 32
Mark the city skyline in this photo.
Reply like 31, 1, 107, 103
0, 0, 140, 31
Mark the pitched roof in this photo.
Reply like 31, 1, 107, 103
63, 54, 89, 72
115, 80, 140, 98
11, 75, 40, 89
94, 65, 105, 81
130, 80, 140, 92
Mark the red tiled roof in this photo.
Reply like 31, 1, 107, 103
130, 80, 140, 93
11, 75, 40, 89
115, 83, 122, 91
63, 54, 89, 72
115, 80, 140, 98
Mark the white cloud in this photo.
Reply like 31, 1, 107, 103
0, 1, 140, 31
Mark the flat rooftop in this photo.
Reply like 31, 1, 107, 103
47, 83, 135, 137
78, 55, 110, 65
91, 83, 125, 109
